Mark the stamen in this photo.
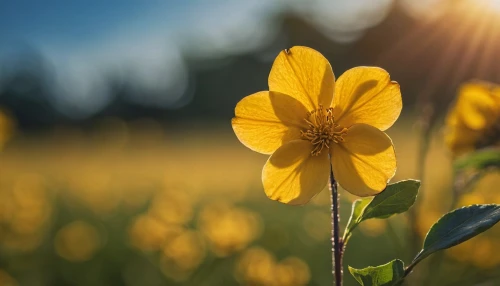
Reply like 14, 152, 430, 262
300, 106, 347, 156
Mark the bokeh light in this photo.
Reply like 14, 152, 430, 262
55, 221, 101, 262
198, 202, 262, 257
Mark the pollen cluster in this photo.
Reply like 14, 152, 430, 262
301, 105, 347, 156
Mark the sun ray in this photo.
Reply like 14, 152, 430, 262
474, 16, 500, 80
449, 5, 494, 86
415, 1, 489, 104
376, 1, 470, 65
375, 0, 500, 115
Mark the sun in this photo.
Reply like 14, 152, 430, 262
484, 0, 500, 12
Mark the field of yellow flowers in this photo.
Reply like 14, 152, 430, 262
0, 112, 499, 285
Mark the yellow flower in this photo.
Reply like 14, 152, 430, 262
445, 81, 500, 157
231, 46, 401, 204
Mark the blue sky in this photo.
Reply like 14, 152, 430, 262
0, 1, 209, 59
0, 0, 401, 117
0, 1, 185, 49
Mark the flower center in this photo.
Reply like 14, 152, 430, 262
301, 105, 347, 156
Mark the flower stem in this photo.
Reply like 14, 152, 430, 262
329, 160, 343, 286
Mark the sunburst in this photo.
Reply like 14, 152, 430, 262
376, 0, 500, 121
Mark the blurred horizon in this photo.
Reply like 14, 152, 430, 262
0, 0, 467, 131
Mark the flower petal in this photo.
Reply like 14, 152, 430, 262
454, 82, 500, 130
232, 91, 309, 154
263, 140, 329, 205
331, 124, 396, 196
333, 67, 402, 131
268, 46, 335, 111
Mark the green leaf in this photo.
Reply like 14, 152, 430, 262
454, 148, 500, 171
344, 198, 371, 241
413, 204, 500, 265
349, 259, 405, 286
362, 180, 420, 220
343, 180, 420, 243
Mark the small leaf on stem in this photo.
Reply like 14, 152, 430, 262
343, 180, 420, 242
349, 259, 405, 286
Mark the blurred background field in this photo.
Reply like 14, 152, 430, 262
1, 0, 500, 285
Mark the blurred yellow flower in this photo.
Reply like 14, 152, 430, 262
128, 214, 183, 252
55, 221, 101, 262
232, 46, 401, 203
445, 81, 500, 156
274, 257, 311, 286
0, 173, 51, 252
235, 247, 311, 286
235, 247, 276, 285
160, 230, 206, 281
149, 190, 193, 225
198, 202, 261, 257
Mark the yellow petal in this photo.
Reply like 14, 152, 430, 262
331, 124, 396, 196
232, 91, 309, 154
455, 82, 500, 130
268, 46, 335, 111
263, 140, 329, 205
333, 67, 401, 131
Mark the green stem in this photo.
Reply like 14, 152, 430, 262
404, 259, 419, 278
329, 158, 343, 286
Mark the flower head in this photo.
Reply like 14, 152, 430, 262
232, 46, 401, 204
445, 81, 500, 157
